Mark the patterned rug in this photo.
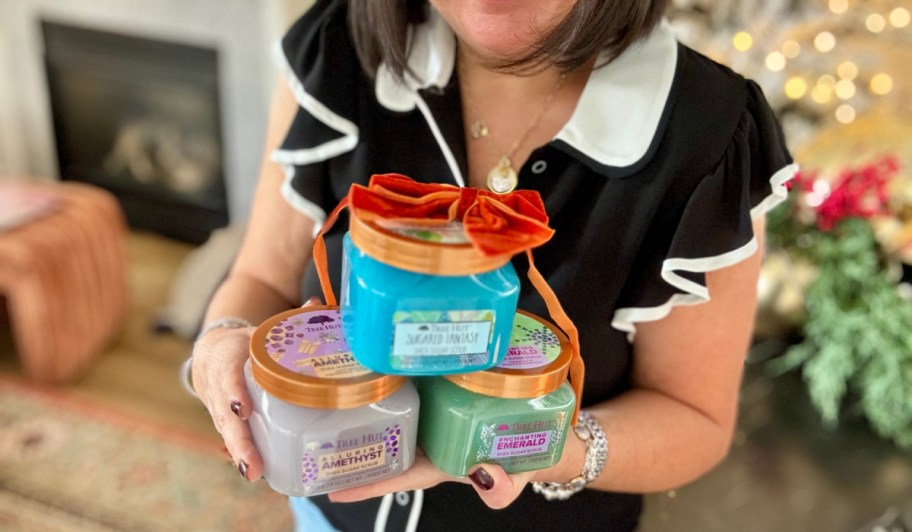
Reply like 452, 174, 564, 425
0, 377, 294, 531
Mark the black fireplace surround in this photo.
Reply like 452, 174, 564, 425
43, 21, 228, 243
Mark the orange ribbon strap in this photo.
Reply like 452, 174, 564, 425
526, 250, 584, 424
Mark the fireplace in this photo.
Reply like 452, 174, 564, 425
0, 0, 312, 242
43, 22, 227, 243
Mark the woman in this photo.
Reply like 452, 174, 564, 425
190, 0, 796, 530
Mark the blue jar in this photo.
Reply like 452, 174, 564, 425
340, 216, 520, 375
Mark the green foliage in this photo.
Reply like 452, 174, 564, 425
769, 217, 912, 447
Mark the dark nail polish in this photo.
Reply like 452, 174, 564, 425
230, 401, 242, 417
238, 460, 249, 480
469, 468, 494, 491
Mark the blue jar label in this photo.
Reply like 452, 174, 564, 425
391, 311, 493, 357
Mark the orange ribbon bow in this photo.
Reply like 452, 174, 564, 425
348, 173, 555, 257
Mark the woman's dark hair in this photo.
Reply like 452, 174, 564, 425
348, 0, 670, 79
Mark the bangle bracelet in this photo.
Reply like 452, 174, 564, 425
195, 316, 253, 343
179, 356, 197, 398
181, 317, 253, 399
531, 410, 608, 501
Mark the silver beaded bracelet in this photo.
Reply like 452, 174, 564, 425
180, 316, 253, 398
531, 410, 608, 501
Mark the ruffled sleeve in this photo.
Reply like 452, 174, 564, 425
611, 80, 798, 340
270, 0, 361, 231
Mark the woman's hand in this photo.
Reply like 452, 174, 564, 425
191, 325, 261, 481
327, 453, 538, 510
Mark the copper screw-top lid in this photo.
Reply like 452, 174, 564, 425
249, 306, 405, 409
349, 213, 512, 276
445, 310, 571, 399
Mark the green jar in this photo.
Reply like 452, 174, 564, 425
416, 311, 576, 477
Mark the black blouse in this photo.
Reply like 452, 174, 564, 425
272, 1, 795, 530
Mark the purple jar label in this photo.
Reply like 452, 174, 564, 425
497, 313, 562, 370
301, 423, 403, 492
265, 309, 370, 379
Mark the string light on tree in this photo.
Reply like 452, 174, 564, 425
733, 31, 753, 52
766, 51, 787, 72
781, 40, 801, 59
835, 104, 856, 124
870, 73, 894, 95
812, 83, 834, 104
785, 76, 808, 100
814, 31, 837, 52
837, 61, 858, 80
890, 7, 911, 27
866, 13, 887, 33
835, 79, 856, 99
668, 0, 908, 139
828, 0, 849, 15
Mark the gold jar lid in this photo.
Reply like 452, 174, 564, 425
249, 306, 405, 409
444, 310, 571, 399
349, 212, 512, 276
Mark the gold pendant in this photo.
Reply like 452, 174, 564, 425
486, 156, 518, 194
470, 121, 489, 139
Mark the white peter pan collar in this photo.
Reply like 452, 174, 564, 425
374, 8, 680, 171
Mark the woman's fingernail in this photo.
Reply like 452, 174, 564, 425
305, 296, 322, 306
468, 468, 494, 491
238, 460, 249, 480
230, 401, 242, 417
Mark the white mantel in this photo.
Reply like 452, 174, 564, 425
0, 0, 313, 221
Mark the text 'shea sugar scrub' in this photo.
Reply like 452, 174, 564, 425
416, 311, 577, 477
244, 306, 419, 497
313, 173, 556, 376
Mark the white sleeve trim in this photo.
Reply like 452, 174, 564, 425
280, 165, 326, 236
270, 42, 359, 167
610, 163, 798, 342
270, 41, 355, 232
751, 163, 798, 219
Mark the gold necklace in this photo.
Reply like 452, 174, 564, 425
461, 68, 568, 194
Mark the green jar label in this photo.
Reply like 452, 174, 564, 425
498, 313, 562, 370
475, 414, 569, 469
489, 430, 553, 458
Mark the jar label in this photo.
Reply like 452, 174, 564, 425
301, 422, 403, 493
265, 310, 371, 379
475, 414, 568, 469
489, 430, 553, 458
382, 220, 469, 244
498, 313, 562, 370
391, 310, 493, 359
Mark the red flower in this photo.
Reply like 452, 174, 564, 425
812, 157, 899, 231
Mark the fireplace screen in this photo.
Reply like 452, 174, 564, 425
43, 21, 227, 243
